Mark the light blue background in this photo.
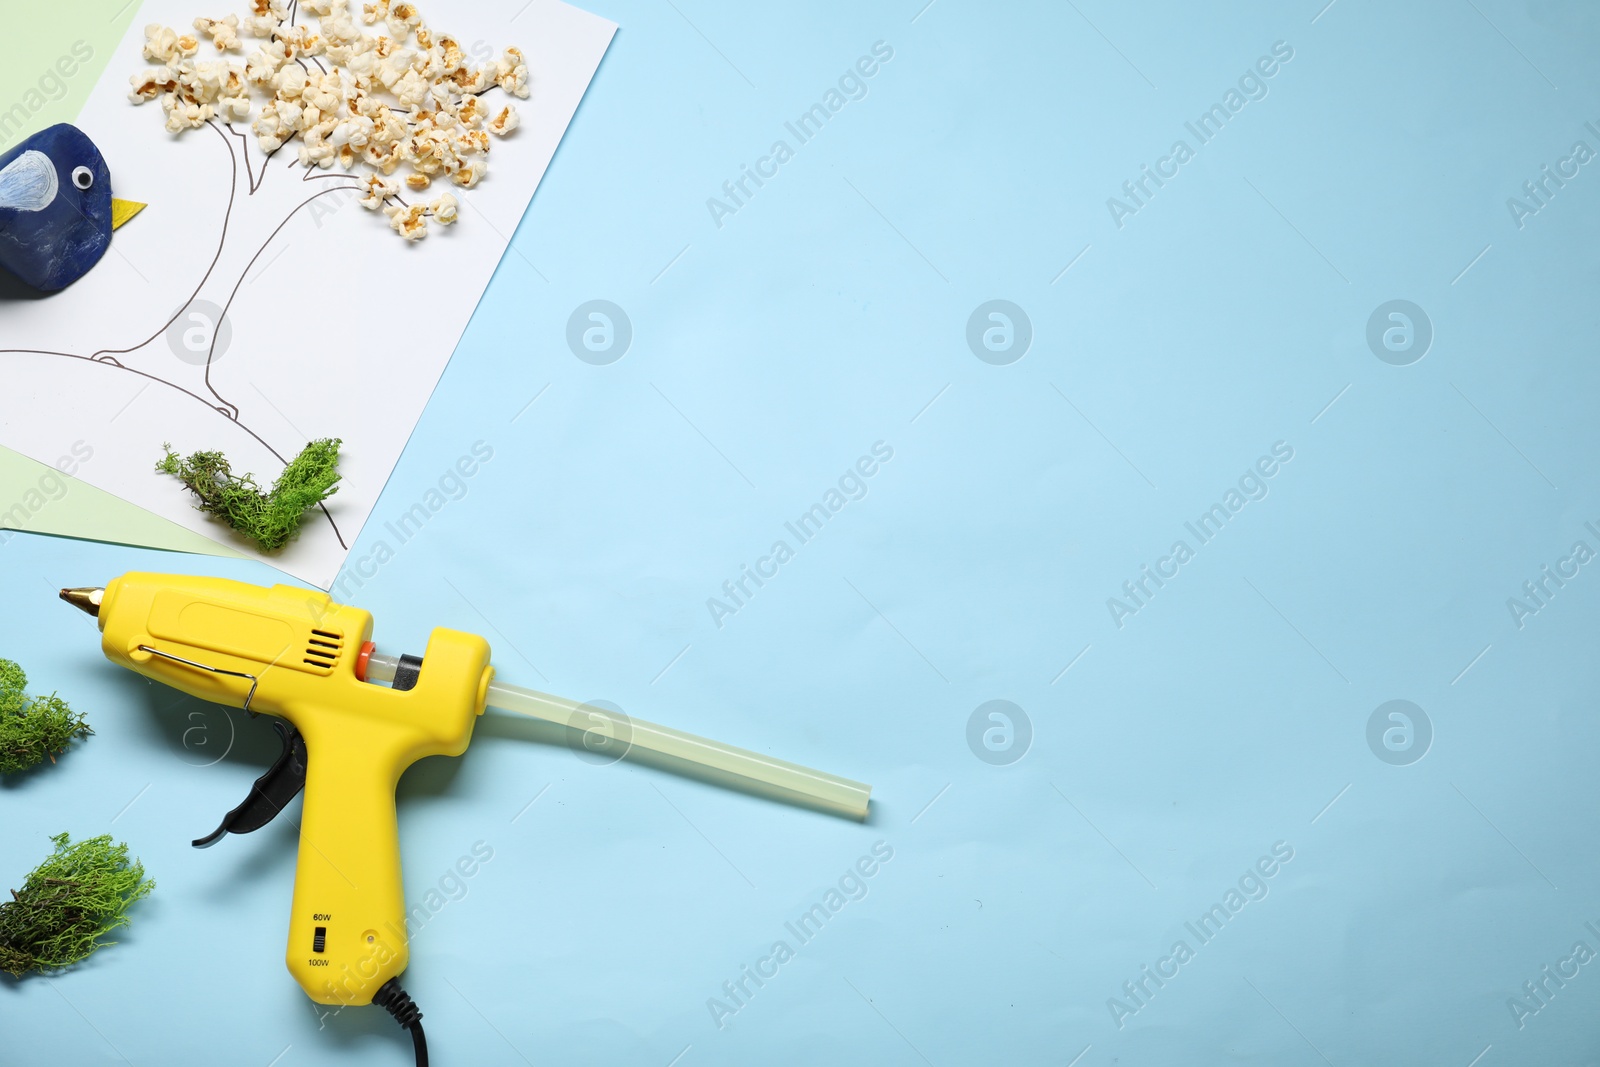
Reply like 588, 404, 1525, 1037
6, 0, 1600, 1063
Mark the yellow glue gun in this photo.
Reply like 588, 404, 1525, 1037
61, 572, 870, 1063
68, 572, 486, 1009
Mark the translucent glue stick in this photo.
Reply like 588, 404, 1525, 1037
361, 651, 871, 819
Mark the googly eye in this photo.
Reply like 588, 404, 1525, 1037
71, 167, 93, 191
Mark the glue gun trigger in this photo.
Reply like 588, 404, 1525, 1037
192, 720, 309, 849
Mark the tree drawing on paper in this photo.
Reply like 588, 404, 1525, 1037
0, 0, 529, 548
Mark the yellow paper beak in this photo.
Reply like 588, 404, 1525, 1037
110, 198, 146, 231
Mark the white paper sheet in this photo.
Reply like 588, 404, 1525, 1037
0, 0, 615, 587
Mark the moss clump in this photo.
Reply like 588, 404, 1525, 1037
0, 659, 91, 775
157, 438, 342, 551
0, 833, 153, 977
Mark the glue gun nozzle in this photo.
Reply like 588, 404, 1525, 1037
60, 587, 104, 618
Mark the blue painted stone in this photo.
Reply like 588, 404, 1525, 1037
0, 124, 114, 292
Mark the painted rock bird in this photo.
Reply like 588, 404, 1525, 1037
0, 123, 144, 292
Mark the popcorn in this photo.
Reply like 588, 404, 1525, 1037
495, 48, 529, 98
179, 60, 244, 102
297, 139, 335, 168
435, 36, 465, 75
328, 115, 374, 147
386, 3, 422, 41
163, 96, 214, 133
194, 15, 241, 51
244, 0, 288, 37
375, 46, 421, 91
323, 25, 359, 54
245, 41, 288, 86
218, 95, 252, 121
428, 191, 457, 224
371, 109, 408, 144
358, 172, 399, 208
276, 25, 326, 59
143, 25, 182, 64
450, 65, 492, 95
363, 140, 404, 173
132, 0, 523, 239
302, 72, 344, 112
251, 101, 286, 149
392, 68, 431, 108
272, 63, 307, 99
128, 66, 178, 103
343, 48, 378, 82
450, 158, 485, 188
486, 106, 518, 136
384, 202, 428, 241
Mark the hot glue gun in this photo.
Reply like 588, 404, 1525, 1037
61, 572, 870, 1064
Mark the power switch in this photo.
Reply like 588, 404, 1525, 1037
312, 926, 327, 953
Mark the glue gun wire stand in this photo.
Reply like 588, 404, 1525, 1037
359, 651, 872, 820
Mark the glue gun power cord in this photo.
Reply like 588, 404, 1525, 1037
372, 979, 428, 1066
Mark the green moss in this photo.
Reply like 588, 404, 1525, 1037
157, 438, 342, 551
0, 833, 153, 977
0, 659, 91, 775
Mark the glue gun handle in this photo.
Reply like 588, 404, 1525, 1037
285, 731, 409, 1007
